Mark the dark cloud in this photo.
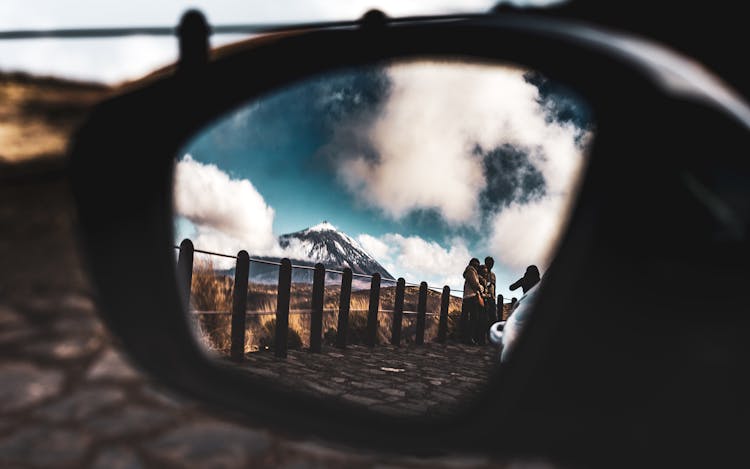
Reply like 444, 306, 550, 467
524, 70, 594, 131
311, 67, 392, 126
313, 67, 391, 168
473, 72, 591, 218
214, 66, 390, 158
478, 144, 547, 213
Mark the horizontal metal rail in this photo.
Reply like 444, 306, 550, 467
176, 244, 513, 302
191, 309, 441, 317
0, 13, 483, 40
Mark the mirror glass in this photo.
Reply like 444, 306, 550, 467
172, 59, 593, 418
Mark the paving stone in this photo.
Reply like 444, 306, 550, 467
0, 362, 64, 413
306, 382, 340, 396
24, 335, 100, 360
278, 440, 370, 468
0, 328, 36, 346
438, 388, 466, 398
59, 293, 96, 312
34, 386, 126, 422
247, 366, 281, 379
0, 305, 24, 327
341, 393, 382, 407
376, 454, 492, 468
380, 388, 406, 398
87, 349, 140, 381
395, 402, 430, 414
0, 418, 14, 434
84, 404, 173, 438
91, 446, 144, 469
52, 315, 104, 336
146, 421, 272, 467
139, 384, 190, 409
0, 426, 91, 467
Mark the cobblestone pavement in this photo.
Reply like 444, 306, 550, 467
0, 73, 557, 468
238, 344, 497, 418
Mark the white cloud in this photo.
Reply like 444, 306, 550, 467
356, 233, 391, 260
173, 155, 281, 264
336, 61, 589, 272
336, 62, 587, 228
486, 130, 591, 271
357, 232, 471, 290
488, 196, 567, 270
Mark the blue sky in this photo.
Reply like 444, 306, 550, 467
178, 66, 465, 241
173, 61, 593, 294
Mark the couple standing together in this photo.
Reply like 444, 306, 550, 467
461, 257, 540, 345
460, 257, 497, 345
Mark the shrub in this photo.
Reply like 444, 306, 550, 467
190, 258, 232, 312
446, 308, 462, 341
190, 258, 233, 350
346, 309, 370, 345
257, 319, 303, 351
323, 327, 338, 346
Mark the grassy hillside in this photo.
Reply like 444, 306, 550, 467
187, 259, 474, 353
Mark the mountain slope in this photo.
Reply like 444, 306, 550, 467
250, 222, 394, 283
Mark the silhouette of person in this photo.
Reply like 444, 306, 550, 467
476, 265, 489, 345
483, 256, 498, 325
510, 265, 541, 294
461, 258, 483, 345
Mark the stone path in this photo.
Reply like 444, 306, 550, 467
238, 344, 498, 418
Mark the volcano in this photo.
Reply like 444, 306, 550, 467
248, 222, 394, 284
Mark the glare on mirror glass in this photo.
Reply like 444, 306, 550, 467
173, 60, 593, 417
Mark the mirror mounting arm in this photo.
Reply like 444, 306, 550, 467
359, 9, 388, 31
177, 9, 210, 74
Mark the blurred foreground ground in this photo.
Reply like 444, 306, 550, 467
0, 72, 550, 468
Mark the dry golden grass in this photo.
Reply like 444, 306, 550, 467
0, 72, 109, 163
188, 262, 470, 353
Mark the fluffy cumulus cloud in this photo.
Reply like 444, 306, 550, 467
356, 233, 392, 261
358, 233, 470, 289
339, 62, 590, 271
488, 196, 569, 270
173, 155, 281, 262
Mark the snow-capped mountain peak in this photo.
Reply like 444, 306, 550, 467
304, 221, 337, 233
277, 223, 393, 279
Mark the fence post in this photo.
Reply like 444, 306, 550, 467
335, 268, 353, 349
176, 239, 194, 310
391, 278, 405, 346
309, 263, 325, 353
275, 258, 292, 358
230, 251, 249, 361
415, 282, 428, 345
437, 285, 450, 343
510, 297, 517, 317
497, 294, 504, 321
365, 273, 381, 348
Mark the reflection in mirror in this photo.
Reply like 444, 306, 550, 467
173, 60, 593, 418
